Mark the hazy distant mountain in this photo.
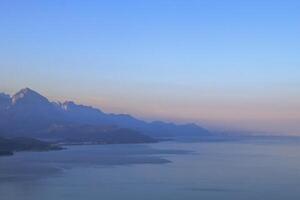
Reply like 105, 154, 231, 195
0, 88, 210, 142
0, 88, 62, 135
41, 124, 157, 144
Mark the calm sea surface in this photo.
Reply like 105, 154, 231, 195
1, 137, 300, 200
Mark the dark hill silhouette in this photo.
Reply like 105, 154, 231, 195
0, 136, 62, 156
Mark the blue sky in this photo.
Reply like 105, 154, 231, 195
0, 0, 299, 134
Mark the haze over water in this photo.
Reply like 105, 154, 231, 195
1, 137, 300, 200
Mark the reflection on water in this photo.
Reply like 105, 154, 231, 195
1, 137, 300, 200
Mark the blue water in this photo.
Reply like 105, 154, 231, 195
1, 137, 300, 200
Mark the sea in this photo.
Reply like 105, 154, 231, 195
1, 136, 300, 200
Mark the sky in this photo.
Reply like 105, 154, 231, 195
0, 0, 299, 135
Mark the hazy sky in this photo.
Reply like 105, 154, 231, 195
0, 0, 299, 135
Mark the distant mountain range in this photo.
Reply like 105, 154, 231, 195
0, 88, 210, 144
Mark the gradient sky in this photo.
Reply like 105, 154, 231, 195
0, 0, 299, 135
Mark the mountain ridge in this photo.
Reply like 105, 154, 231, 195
0, 88, 211, 140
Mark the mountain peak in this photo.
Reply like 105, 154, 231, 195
61, 101, 103, 113
63, 101, 76, 106
12, 88, 50, 105
61, 101, 76, 110
16, 87, 36, 95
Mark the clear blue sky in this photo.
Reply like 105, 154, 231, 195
0, 0, 299, 134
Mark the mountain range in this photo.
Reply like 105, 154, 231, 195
0, 88, 210, 144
